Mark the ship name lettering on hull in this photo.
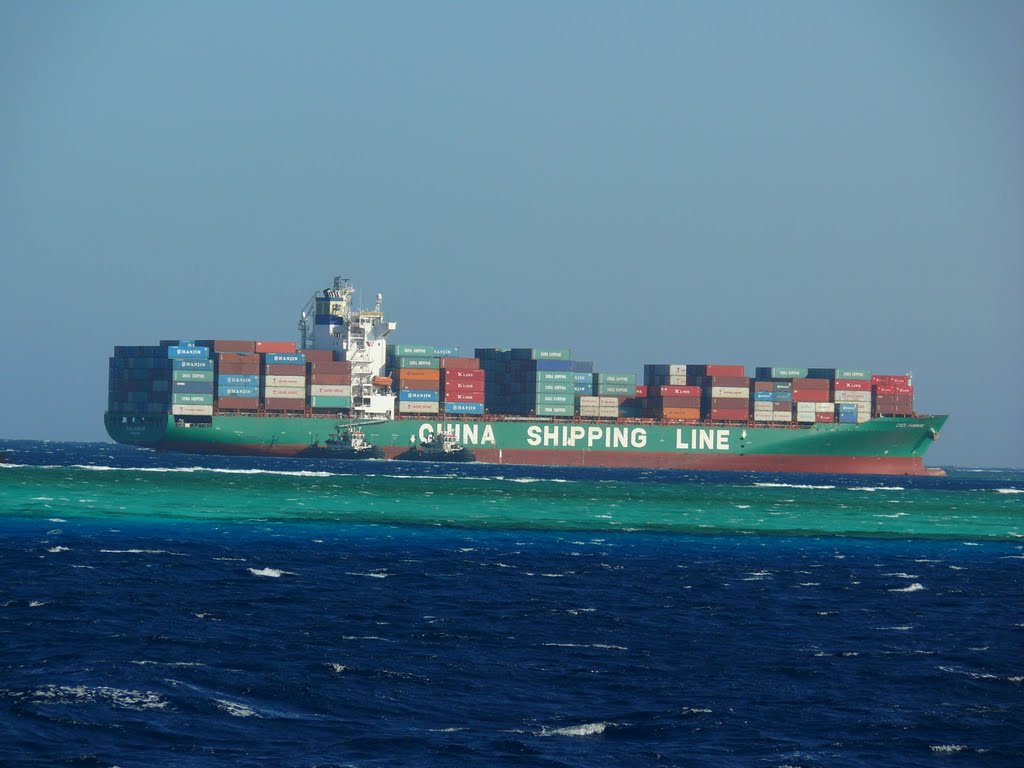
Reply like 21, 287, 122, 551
675, 428, 730, 451
525, 425, 648, 449
419, 423, 496, 446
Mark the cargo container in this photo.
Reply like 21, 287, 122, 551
264, 398, 305, 411
264, 353, 306, 366
396, 368, 441, 382
399, 389, 440, 402
309, 396, 352, 409
172, 404, 214, 416
255, 341, 297, 354
309, 385, 351, 397
216, 397, 259, 410
264, 363, 305, 376
398, 401, 440, 414
263, 387, 305, 400
264, 375, 306, 388
219, 386, 259, 398
174, 370, 215, 383
172, 381, 215, 394
755, 367, 807, 379
833, 379, 872, 391
173, 358, 213, 371
444, 401, 485, 415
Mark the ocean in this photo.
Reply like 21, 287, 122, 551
1, 440, 1021, 767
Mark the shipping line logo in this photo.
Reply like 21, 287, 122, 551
416, 423, 732, 452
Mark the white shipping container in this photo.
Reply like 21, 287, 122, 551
577, 396, 600, 408
856, 402, 872, 413
669, 365, 687, 377
815, 403, 835, 413
795, 402, 817, 412
772, 412, 792, 422
833, 391, 871, 403
310, 385, 351, 397
172, 404, 214, 416
598, 408, 620, 418
711, 386, 749, 399
577, 407, 601, 418
753, 411, 772, 421
667, 375, 687, 385
264, 375, 306, 388
398, 401, 439, 413
796, 412, 816, 423
857, 412, 872, 423
753, 402, 774, 413
263, 386, 305, 399
598, 396, 621, 407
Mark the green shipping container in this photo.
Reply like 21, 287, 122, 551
536, 393, 572, 405
172, 393, 214, 405
397, 356, 440, 369
535, 382, 572, 394
595, 373, 635, 385
596, 384, 633, 396
533, 371, 572, 382
771, 368, 807, 379
310, 396, 352, 409
837, 369, 871, 380
389, 344, 432, 356
532, 349, 571, 361
536, 404, 573, 416
173, 370, 215, 383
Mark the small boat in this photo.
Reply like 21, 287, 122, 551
405, 428, 476, 462
320, 425, 383, 460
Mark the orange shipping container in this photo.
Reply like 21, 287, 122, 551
397, 368, 441, 381
255, 341, 297, 354
660, 407, 701, 420
438, 357, 480, 370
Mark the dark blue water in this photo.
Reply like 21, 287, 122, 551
1, 441, 1022, 766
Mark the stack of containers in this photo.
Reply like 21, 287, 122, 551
508, 349, 574, 417
305, 349, 352, 411
792, 376, 833, 423
201, 340, 259, 412
753, 368, 804, 423
166, 342, 214, 417
107, 346, 172, 416
572, 361, 595, 396
643, 384, 701, 421
872, 374, 914, 416
808, 368, 872, 424
643, 364, 688, 387
262, 351, 307, 412
439, 356, 485, 415
687, 365, 749, 422
577, 395, 620, 419
388, 345, 443, 416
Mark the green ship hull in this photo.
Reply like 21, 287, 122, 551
105, 412, 948, 476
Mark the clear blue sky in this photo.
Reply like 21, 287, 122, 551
2, 1, 1021, 467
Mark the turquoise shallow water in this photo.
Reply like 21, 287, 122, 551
1, 441, 1022, 767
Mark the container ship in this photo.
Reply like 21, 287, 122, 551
105, 278, 947, 476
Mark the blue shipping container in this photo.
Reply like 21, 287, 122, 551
838, 403, 859, 412
573, 384, 594, 394
444, 402, 484, 415
218, 374, 260, 387
573, 372, 593, 384
535, 359, 573, 371
754, 391, 774, 402
220, 386, 259, 398
173, 359, 213, 371
398, 389, 439, 402
264, 353, 306, 365
570, 361, 594, 373
167, 346, 209, 359
172, 381, 214, 394
839, 413, 858, 424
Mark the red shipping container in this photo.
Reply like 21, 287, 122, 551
255, 341, 296, 354
773, 401, 792, 412
398, 380, 440, 391
710, 408, 748, 421
894, 385, 914, 395
833, 379, 871, 391
657, 385, 701, 397
872, 375, 911, 386
710, 397, 749, 409
445, 380, 485, 393
635, 385, 648, 397
754, 381, 774, 392
815, 412, 835, 423
309, 361, 352, 373
216, 397, 259, 410
441, 369, 485, 381
705, 365, 746, 377
302, 349, 336, 363
263, 363, 306, 376
309, 373, 352, 385
792, 390, 831, 403
649, 396, 701, 408
874, 384, 896, 395
217, 352, 258, 364
443, 391, 485, 403
707, 376, 750, 388
263, 398, 305, 411
792, 378, 830, 390
217, 362, 260, 375
438, 357, 480, 370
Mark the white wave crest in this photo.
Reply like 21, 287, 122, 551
248, 567, 292, 578
214, 698, 258, 717
29, 601, 48, 607
930, 745, 967, 753
46, 516, 65, 521
47, 546, 70, 553
328, 663, 348, 673
884, 572, 919, 579
753, 482, 836, 490
100, 549, 187, 556
69, 464, 335, 478
540, 721, 612, 737
995, 488, 1023, 494
15, 685, 168, 710
889, 583, 925, 592
543, 643, 628, 651
345, 571, 390, 578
